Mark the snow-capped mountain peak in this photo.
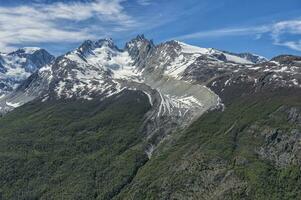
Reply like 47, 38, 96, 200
173, 41, 256, 64
173, 40, 213, 55
125, 35, 155, 59
64, 38, 137, 78
77, 38, 117, 55
0, 48, 54, 97
10, 47, 42, 55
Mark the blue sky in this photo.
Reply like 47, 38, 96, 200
0, 0, 300, 58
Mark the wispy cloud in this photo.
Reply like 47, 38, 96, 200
0, 0, 138, 52
271, 20, 301, 51
174, 19, 301, 52
137, 0, 152, 6
1, 0, 300, 54
174, 26, 270, 40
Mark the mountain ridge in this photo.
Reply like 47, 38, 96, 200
1, 35, 300, 117
0, 35, 301, 199
1, 36, 300, 156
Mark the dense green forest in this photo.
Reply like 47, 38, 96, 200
1, 90, 301, 199
0, 91, 151, 199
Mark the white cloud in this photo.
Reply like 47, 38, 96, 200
173, 19, 301, 52
275, 41, 301, 51
0, 0, 138, 52
271, 20, 301, 51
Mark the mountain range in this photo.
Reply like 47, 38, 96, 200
0, 35, 300, 199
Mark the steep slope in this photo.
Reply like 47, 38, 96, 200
0, 48, 54, 97
115, 89, 301, 200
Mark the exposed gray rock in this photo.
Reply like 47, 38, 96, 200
255, 106, 301, 167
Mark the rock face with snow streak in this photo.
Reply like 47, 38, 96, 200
0, 48, 54, 98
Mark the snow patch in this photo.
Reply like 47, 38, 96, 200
292, 79, 299, 86
142, 91, 153, 106
176, 41, 211, 54
21, 47, 41, 54
6, 101, 22, 108
224, 53, 253, 64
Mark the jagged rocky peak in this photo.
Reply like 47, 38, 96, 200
77, 40, 95, 54
8, 47, 54, 59
125, 34, 155, 66
8, 47, 42, 55
126, 34, 153, 47
0, 47, 54, 95
125, 34, 154, 54
5, 47, 55, 72
0, 48, 54, 112
62, 38, 128, 71
94, 38, 117, 50
159, 40, 182, 53
77, 38, 118, 56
